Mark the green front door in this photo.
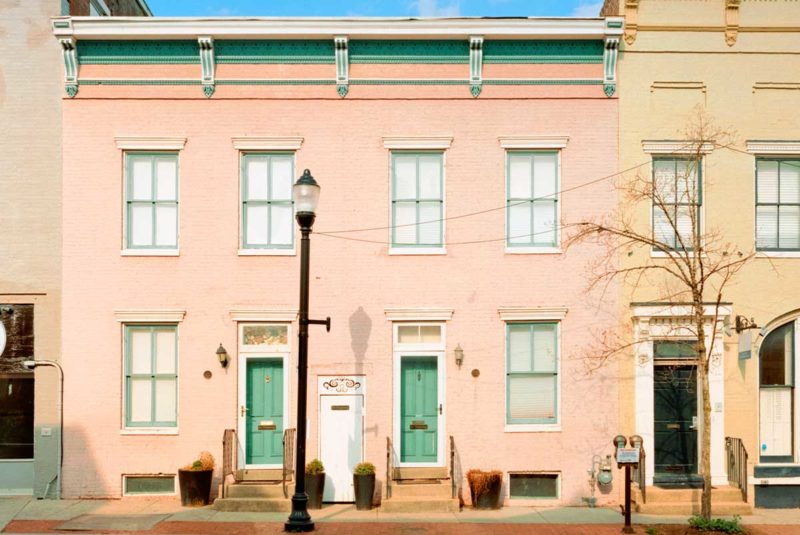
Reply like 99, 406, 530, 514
246, 359, 284, 465
400, 357, 438, 463
654, 365, 698, 479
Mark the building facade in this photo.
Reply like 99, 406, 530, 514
0, 0, 150, 498
53, 16, 625, 507
604, 0, 800, 510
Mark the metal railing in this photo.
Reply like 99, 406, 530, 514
386, 436, 395, 499
726, 436, 748, 503
283, 428, 296, 499
221, 428, 238, 499
632, 445, 646, 504
449, 435, 458, 500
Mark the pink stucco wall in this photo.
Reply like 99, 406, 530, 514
61, 78, 619, 505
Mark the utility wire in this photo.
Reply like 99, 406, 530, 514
317, 223, 573, 246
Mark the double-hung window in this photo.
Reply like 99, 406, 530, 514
756, 159, 800, 250
241, 153, 294, 250
124, 325, 178, 428
507, 152, 558, 248
126, 153, 179, 250
506, 323, 558, 425
391, 152, 444, 249
652, 157, 702, 250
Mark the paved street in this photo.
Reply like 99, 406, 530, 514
3, 498, 800, 534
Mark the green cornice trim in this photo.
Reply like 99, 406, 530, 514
80, 79, 201, 85
483, 40, 604, 64
216, 79, 336, 85
350, 79, 469, 85
215, 40, 335, 64
349, 40, 469, 64
77, 40, 200, 64
76, 78, 603, 88
484, 79, 603, 85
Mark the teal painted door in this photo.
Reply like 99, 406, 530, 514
400, 357, 438, 463
246, 359, 284, 465
654, 365, 698, 477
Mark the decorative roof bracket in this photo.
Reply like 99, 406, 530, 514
335, 36, 349, 97
60, 37, 78, 98
198, 36, 215, 97
725, 0, 741, 46
624, 0, 639, 45
469, 35, 484, 98
603, 37, 619, 97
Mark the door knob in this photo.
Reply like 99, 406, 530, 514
240, 405, 248, 417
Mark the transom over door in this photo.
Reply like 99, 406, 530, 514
654, 365, 698, 477
246, 359, 284, 465
400, 357, 438, 463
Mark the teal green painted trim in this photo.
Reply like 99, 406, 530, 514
216, 79, 335, 85
484, 40, 603, 64
124, 325, 178, 428
81, 79, 201, 86
350, 40, 469, 64
350, 79, 468, 85
506, 152, 559, 248
215, 39, 334, 64
53, 20, 70, 28
125, 153, 179, 249
77, 40, 199, 64
484, 79, 602, 85
241, 153, 295, 250
607, 20, 624, 28
506, 323, 559, 425
391, 152, 444, 248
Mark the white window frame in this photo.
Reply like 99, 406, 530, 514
121, 474, 176, 496
506, 471, 561, 504
391, 321, 447, 467
237, 322, 292, 469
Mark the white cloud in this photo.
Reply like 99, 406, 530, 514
414, 0, 461, 17
571, 1, 603, 17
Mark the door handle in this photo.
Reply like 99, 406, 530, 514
439, 403, 442, 415
690, 416, 697, 430
240, 405, 248, 417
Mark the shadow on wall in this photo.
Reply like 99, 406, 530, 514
349, 306, 371, 376
62, 426, 109, 499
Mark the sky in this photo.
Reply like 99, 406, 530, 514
144, 0, 606, 18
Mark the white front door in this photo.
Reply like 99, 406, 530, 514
320, 394, 363, 502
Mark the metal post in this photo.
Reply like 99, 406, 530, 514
286, 217, 314, 533
623, 465, 633, 534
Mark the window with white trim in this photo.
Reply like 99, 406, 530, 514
507, 152, 558, 247
241, 153, 295, 250
124, 325, 178, 428
125, 153, 179, 250
506, 323, 558, 425
756, 159, 800, 251
760, 321, 795, 462
391, 152, 444, 248
652, 157, 702, 250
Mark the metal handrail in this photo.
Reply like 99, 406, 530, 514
726, 436, 748, 503
283, 428, 296, 499
632, 445, 646, 504
386, 436, 394, 499
221, 428, 238, 499
449, 435, 457, 500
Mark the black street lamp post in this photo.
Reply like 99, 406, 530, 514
285, 169, 330, 533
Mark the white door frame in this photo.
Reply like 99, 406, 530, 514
391, 322, 447, 468
237, 323, 291, 469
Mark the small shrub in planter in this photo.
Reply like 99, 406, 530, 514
353, 462, 376, 510
305, 459, 325, 509
466, 469, 503, 510
688, 515, 745, 534
178, 451, 215, 507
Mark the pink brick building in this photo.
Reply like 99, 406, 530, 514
54, 16, 624, 509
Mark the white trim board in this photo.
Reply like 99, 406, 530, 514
641, 140, 714, 154
498, 136, 569, 150
232, 137, 303, 151
114, 310, 186, 323
382, 136, 453, 150
746, 141, 800, 155
385, 308, 454, 321
114, 137, 186, 151
498, 307, 568, 321
229, 309, 298, 322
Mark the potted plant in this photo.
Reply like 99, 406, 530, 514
178, 451, 215, 506
353, 462, 376, 510
466, 469, 503, 510
305, 458, 325, 509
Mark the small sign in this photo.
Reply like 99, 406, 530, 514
616, 447, 640, 464
738, 331, 752, 360
258, 420, 276, 430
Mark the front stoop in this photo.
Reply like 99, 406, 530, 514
213, 479, 293, 512
634, 485, 752, 515
383, 470, 460, 513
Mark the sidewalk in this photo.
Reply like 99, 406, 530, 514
2, 497, 800, 534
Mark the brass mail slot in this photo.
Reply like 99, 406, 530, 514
666, 423, 680, 430
331, 405, 350, 411
410, 420, 428, 430
258, 421, 277, 430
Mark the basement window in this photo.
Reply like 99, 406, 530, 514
509, 473, 559, 499
123, 475, 176, 495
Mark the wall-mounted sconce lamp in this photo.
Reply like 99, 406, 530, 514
735, 315, 759, 334
454, 344, 464, 369
216, 343, 229, 368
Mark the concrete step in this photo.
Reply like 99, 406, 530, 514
391, 480, 453, 498
634, 485, 744, 503
235, 468, 287, 482
393, 467, 449, 480
213, 497, 291, 512
226, 482, 294, 498
381, 497, 460, 513
636, 502, 752, 516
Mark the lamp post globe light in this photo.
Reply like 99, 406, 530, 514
286, 169, 329, 533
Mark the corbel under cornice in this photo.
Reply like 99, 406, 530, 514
198, 36, 215, 97
60, 37, 78, 97
469, 35, 483, 98
725, 0, 741, 47
623, 0, 639, 45
603, 36, 619, 97
334, 35, 349, 97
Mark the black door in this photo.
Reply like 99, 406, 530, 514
654, 365, 698, 480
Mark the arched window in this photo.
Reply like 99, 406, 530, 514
760, 321, 795, 462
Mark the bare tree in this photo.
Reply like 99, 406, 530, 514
567, 111, 755, 519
